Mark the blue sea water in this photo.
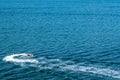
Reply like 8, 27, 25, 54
1, 0, 120, 80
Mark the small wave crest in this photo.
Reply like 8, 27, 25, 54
3, 53, 120, 79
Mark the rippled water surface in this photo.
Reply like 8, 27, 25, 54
1, 0, 120, 80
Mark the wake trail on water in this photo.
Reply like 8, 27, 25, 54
3, 53, 120, 79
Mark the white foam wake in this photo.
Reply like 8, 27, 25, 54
3, 53, 120, 79
62, 65, 120, 79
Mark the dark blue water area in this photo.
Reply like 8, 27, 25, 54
1, 0, 120, 80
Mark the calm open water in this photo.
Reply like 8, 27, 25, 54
1, 0, 120, 80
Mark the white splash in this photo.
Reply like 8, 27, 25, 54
3, 53, 120, 79
3, 53, 38, 63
